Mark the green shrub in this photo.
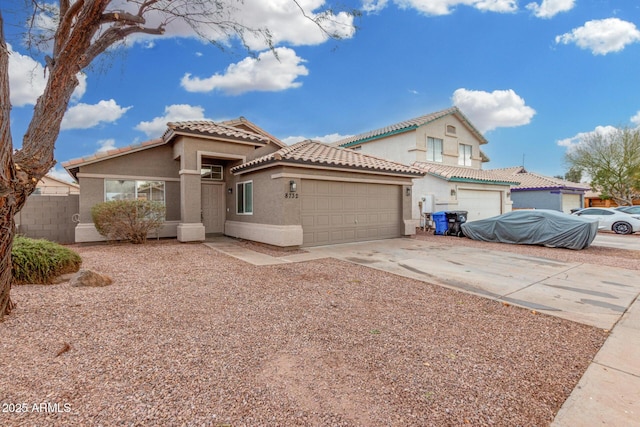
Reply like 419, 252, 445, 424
91, 200, 165, 244
12, 236, 82, 285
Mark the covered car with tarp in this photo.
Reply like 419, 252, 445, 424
460, 209, 599, 250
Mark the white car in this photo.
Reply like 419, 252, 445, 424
572, 207, 640, 234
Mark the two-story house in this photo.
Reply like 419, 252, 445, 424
333, 107, 518, 224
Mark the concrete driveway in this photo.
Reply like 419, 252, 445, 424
284, 238, 640, 330
594, 232, 640, 251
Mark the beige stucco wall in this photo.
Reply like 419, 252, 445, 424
415, 117, 483, 168
80, 145, 179, 178
172, 135, 281, 170
226, 164, 418, 245
76, 145, 181, 224
73, 144, 182, 242
355, 114, 484, 169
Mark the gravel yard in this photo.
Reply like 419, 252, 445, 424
1, 237, 617, 426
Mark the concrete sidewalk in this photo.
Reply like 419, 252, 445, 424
552, 294, 640, 426
204, 236, 640, 426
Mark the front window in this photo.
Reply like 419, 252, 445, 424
236, 181, 253, 214
105, 180, 165, 204
427, 137, 443, 162
458, 144, 472, 166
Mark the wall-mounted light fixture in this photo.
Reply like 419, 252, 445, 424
405, 187, 411, 197
289, 180, 297, 193
227, 187, 233, 194
450, 189, 457, 197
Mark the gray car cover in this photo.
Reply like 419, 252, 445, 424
460, 209, 599, 250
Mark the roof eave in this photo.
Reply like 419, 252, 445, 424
338, 125, 418, 148
166, 128, 269, 146
232, 158, 424, 177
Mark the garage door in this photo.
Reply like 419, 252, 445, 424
458, 189, 502, 221
561, 194, 582, 213
301, 180, 402, 246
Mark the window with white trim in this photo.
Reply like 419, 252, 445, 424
236, 181, 253, 214
427, 137, 443, 162
105, 180, 165, 204
458, 144, 472, 166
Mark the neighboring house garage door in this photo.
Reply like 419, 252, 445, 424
458, 189, 502, 221
301, 180, 402, 246
562, 194, 582, 213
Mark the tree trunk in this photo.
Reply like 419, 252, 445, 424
1, 10, 16, 319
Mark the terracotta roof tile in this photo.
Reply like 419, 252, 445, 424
412, 162, 519, 185
334, 106, 487, 147
488, 167, 591, 191
231, 140, 424, 176
165, 120, 270, 143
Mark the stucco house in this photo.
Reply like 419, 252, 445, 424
62, 118, 423, 247
34, 174, 80, 195
333, 107, 518, 222
488, 166, 591, 213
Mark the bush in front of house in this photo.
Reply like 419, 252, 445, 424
91, 200, 165, 244
12, 236, 82, 285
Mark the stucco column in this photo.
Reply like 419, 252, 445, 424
403, 184, 419, 235
177, 170, 205, 242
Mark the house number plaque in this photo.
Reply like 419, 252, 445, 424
284, 192, 299, 198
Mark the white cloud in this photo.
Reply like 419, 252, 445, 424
394, 0, 517, 16
8, 44, 88, 107
135, 104, 208, 137
557, 125, 618, 149
631, 111, 640, 127
7, 44, 47, 107
47, 166, 75, 183
181, 47, 308, 95
452, 88, 536, 133
61, 99, 132, 130
281, 133, 352, 145
526, 0, 574, 19
111, 0, 355, 50
363, 0, 389, 13
97, 139, 117, 153
555, 18, 640, 55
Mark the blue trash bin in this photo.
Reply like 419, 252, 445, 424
432, 211, 448, 235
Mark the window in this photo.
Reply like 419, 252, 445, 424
458, 144, 472, 166
105, 180, 165, 204
201, 163, 223, 181
427, 137, 443, 162
236, 181, 253, 214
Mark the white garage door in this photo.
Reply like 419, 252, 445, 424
458, 189, 502, 221
301, 180, 402, 247
561, 194, 582, 213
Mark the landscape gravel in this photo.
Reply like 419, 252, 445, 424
1, 235, 623, 426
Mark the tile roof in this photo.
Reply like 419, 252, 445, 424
412, 162, 520, 185
231, 140, 424, 176
62, 117, 277, 179
488, 166, 591, 191
164, 120, 271, 144
333, 106, 487, 147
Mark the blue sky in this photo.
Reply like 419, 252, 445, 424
5, 0, 640, 182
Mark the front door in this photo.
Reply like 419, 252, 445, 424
201, 183, 224, 234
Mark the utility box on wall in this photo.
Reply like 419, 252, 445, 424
421, 194, 434, 213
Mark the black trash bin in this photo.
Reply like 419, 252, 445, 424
444, 210, 468, 237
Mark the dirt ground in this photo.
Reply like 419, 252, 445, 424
1, 239, 612, 426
